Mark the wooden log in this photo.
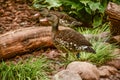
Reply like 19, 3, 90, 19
0, 26, 70, 60
106, 2, 120, 36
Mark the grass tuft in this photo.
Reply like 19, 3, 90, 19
77, 22, 109, 34
62, 24, 118, 66
80, 41, 117, 65
0, 56, 50, 80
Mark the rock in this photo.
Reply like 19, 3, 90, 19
53, 70, 82, 80
108, 35, 120, 45
106, 49, 120, 69
112, 35, 120, 43
99, 68, 110, 78
98, 32, 110, 41
66, 61, 100, 80
112, 48, 120, 56
98, 66, 118, 77
106, 59, 120, 70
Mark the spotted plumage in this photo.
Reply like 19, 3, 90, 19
45, 13, 96, 57
53, 29, 95, 54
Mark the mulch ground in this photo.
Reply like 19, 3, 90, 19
0, 0, 60, 62
0, 0, 43, 34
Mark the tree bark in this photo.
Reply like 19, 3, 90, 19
0, 26, 70, 60
106, 2, 120, 36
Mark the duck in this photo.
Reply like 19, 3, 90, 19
39, 8, 96, 57
45, 13, 96, 58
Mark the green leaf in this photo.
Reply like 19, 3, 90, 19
99, 5, 105, 13
60, 0, 84, 11
93, 15, 102, 27
100, 0, 108, 7
71, 2, 84, 10
33, 3, 47, 9
88, 1, 100, 11
45, 0, 62, 9
80, 0, 90, 6
85, 6, 91, 14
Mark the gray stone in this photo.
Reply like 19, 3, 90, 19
53, 70, 82, 80
66, 61, 100, 80
98, 66, 118, 77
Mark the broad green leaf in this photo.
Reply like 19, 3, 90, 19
100, 0, 108, 7
69, 11, 78, 15
85, 6, 91, 14
80, 0, 90, 6
88, 1, 100, 11
60, 0, 73, 5
32, 0, 44, 3
45, 0, 62, 9
71, 2, 84, 10
60, 0, 84, 11
93, 15, 102, 27
33, 4, 47, 9
99, 5, 105, 13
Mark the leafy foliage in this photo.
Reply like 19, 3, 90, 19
32, 0, 61, 9
31, 0, 120, 28
59, 0, 120, 27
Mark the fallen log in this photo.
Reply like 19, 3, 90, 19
106, 2, 120, 36
0, 26, 70, 60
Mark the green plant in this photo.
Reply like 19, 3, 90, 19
31, 0, 120, 28
77, 22, 109, 34
0, 56, 50, 80
60, 25, 117, 66
32, 0, 61, 9
62, 38, 117, 66
60, 0, 112, 27
80, 41, 117, 65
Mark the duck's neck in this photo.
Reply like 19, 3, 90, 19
52, 15, 59, 33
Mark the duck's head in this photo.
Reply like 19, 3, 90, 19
46, 14, 59, 23
39, 8, 49, 17
39, 8, 59, 32
46, 14, 59, 33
